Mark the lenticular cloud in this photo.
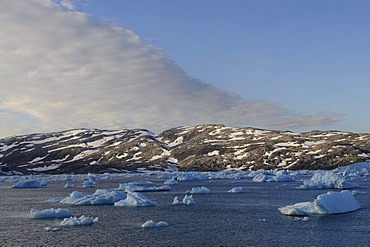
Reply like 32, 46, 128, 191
0, 0, 342, 137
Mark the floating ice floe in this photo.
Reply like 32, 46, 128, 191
31, 208, 72, 219
48, 197, 61, 203
185, 186, 211, 194
12, 180, 47, 188
60, 215, 98, 226
117, 183, 171, 192
299, 171, 359, 189
228, 187, 243, 193
172, 195, 196, 205
279, 190, 361, 216
60, 189, 125, 205
252, 170, 295, 182
114, 191, 159, 207
141, 220, 169, 228
175, 173, 209, 181
44, 227, 61, 232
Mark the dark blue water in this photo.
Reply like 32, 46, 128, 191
0, 174, 369, 246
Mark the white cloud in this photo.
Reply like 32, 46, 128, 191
0, 0, 342, 137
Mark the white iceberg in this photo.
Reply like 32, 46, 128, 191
60, 189, 125, 205
172, 195, 196, 205
117, 183, 171, 192
114, 191, 158, 207
299, 171, 359, 189
279, 190, 361, 216
60, 215, 98, 226
12, 180, 47, 188
252, 170, 295, 182
336, 162, 370, 177
31, 208, 72, 219
228, 187, 243, 193
185, 186, 211, 194
141, 220, 169, 228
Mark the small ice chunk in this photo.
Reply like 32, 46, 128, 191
114, 191, 158, 207
279, 190, 361, 216
31, 208, 72, 219
64, 183, 74, 188
228, 187, 243, 193
48, 197, 61, 203
44, 227, 61, 232
12, 180, 47, 188
82, 180, 95, 188
172, 195, 196, 205
185, 186, 210, 194
60, 215, 98, 226
141, 220, 169, 228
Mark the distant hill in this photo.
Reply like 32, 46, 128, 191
0, 124, 369, 175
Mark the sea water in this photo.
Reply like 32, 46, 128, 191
0, 174, 369, 246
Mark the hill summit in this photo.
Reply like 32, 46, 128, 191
1, 125, 369, 175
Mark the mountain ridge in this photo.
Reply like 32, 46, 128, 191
1, 124, 369, 175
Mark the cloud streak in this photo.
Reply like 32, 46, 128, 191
0, 0, 342, 137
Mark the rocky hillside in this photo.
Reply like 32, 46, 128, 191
0, 125, 369, 175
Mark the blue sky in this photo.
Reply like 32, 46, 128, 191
78, 0, 370, 133
0, 0, 369, 137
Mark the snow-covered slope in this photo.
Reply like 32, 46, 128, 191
0, 125, 369, 175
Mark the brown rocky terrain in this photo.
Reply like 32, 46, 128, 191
0, 124, 369, 175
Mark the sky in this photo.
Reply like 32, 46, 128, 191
0, 0, 369, 138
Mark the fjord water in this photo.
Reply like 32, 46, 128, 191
0, 176, 369, 246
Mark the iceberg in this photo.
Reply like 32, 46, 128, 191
31, 208, 72, 219
12, 180, 47, 188
279, 190, 361, 216
252, 170, 295, 182
141, 220, 169, 228
228, 187, 243, 193
336, 162, 370, 177
114, 191, 158, 207
299, 171, 359, 189
60, 189, 125, 205
172, 195, 196, 205
117, 183, 171, 192
185, 186, 211, 194
60, 215, 98, 226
